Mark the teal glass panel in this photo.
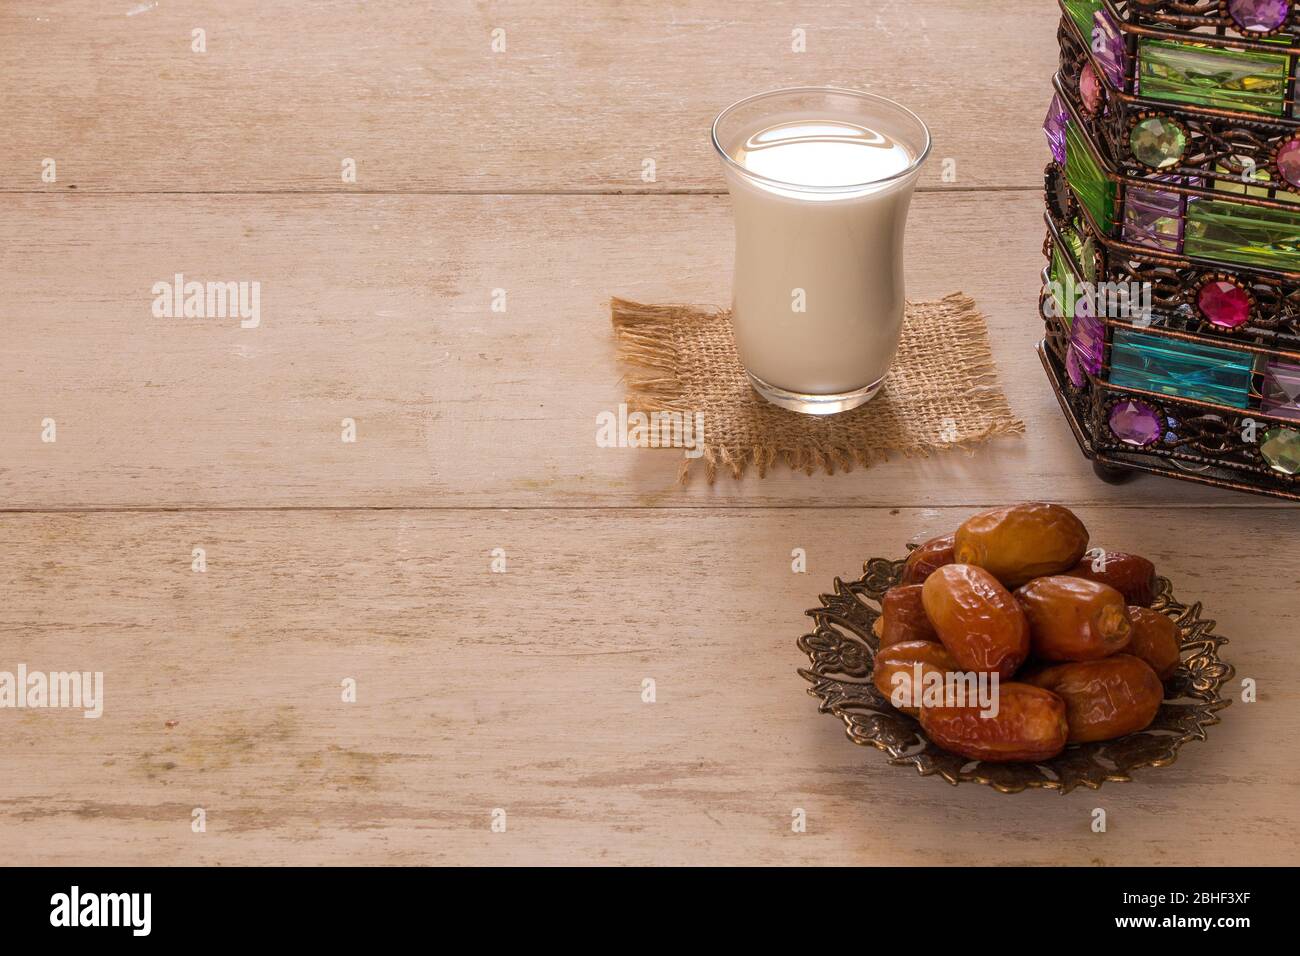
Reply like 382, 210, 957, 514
1110, 329, 1254, 408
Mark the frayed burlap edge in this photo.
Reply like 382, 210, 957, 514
611, 294, 1024, 483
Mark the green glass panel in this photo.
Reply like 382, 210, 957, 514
1066, 122, 1115, 232
1185, 198, 1300, 272
1110, 329, 1254, 409
1214, 161, 1273, 199
1061, 225, 1086, 271
1063, 0, 1102, 39
1137, 39, 1288, 116
1213, 162, 1300, 204
1051, 244, 1075, 326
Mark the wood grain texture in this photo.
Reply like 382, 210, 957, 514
4, 0, 1297, 871
0, 508, 1292, 866
0, 191, 1268, 509
0, 0, 1058, 193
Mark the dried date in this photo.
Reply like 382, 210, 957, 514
921, 564, 1030, 679
954, 502, 1089, 588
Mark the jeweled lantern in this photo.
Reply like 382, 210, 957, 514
1039, 0, 1300, 500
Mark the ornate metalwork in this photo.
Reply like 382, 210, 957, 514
1043, 183, 1300, 349
1115, 0, 1300, 44
1058, 16, 1300, 201
1040, 328, 1300, 499
1044, 3, 1300, 497
797, 553, 1233, 794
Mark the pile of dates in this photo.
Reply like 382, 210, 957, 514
872, 502, 1179, 763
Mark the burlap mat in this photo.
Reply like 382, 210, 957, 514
611, 294, 1023, 482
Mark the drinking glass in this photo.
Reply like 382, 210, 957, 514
712, 87, 932, 414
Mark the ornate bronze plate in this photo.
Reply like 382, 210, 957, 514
797, 555, 1234, 794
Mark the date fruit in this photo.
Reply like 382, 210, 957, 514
873, 641, 959, 716
1025, 654, 1163, 743
918, 682, 1069, 762
921, 564, 1030, 679
953, 502, 1089, 588
901, 533, 956, 585
1126, 607, 1180, 679
1015, 575, 1132, 661
1066, 550, 1157, 607
879, 585, 939, 648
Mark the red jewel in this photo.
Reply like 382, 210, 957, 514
1197, 280, 1251, 330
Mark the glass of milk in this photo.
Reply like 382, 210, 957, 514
712, 87, 931, 414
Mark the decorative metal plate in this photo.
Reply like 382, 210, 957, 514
797, 554, 1234, 794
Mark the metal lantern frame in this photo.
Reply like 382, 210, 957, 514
1041, 0, 1300, 498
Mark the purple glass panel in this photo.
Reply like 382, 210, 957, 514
1093, 9, 1127, 90
1123, 186, 1184, 253
1044, 94, 1067, 164
1262, 358, 1300, 421
1068, 304, 1105, 383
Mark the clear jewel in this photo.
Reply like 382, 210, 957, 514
1261, 427, 1300, 476
1131, 116, 1186, 169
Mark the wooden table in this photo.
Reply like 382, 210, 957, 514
2, 1, 1296, 866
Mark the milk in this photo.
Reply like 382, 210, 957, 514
715, 101, 929, 412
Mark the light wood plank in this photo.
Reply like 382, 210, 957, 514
1, 191, 1277, 509
0, 0, 1058, 193
0, 507, 1290, 866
